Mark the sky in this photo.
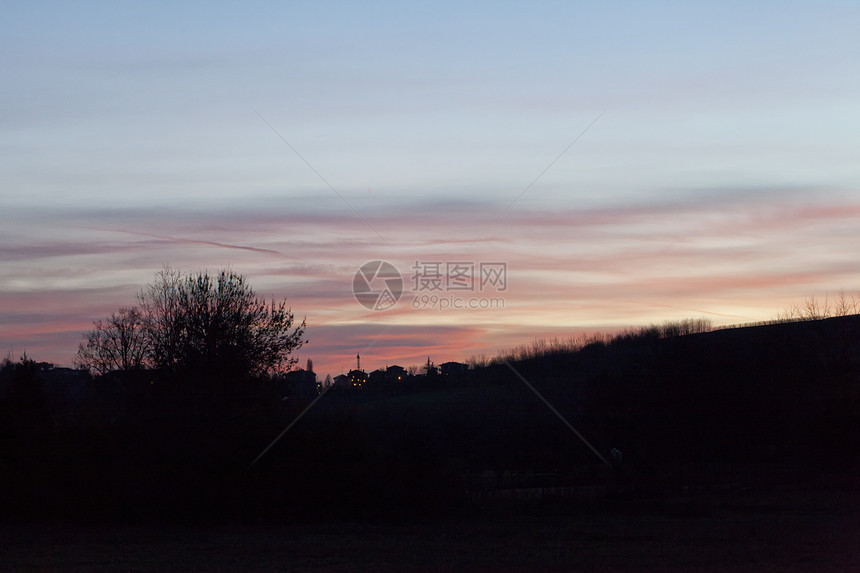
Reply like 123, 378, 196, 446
2, 1, 860, 379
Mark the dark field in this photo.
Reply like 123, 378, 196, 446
3, 486, 858, 572
4, 318, 860, 570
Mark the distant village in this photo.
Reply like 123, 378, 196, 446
1, 353, 473, 406
279, 353, 470, 398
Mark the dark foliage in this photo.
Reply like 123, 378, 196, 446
75, 307, 148, 375
76, 267, 307, 379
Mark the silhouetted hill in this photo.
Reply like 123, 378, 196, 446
2, 315, 859, 522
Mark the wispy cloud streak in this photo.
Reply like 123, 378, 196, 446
90, 227, 299, 259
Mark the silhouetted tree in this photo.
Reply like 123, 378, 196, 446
776, 290, 860, 322
138, 266, 185, 370
833, 289, 859, 316
0, 353, 51, 444
139, 267, 306, 377
75, 306, 149, 375
75, 266, 307, 381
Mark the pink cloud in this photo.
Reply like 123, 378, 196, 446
4, 187, 859, 373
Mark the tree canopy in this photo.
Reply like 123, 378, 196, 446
75, 307, 148, 376
77, 267, 306, 378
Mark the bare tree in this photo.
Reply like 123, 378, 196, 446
802, 294, 831, 320
775, 290, 860, 323
833, 289, 859, 316
77, 266, 307, 379
139, 267, 306, 377
138, 266, 185, 371
76, 307, 149, 375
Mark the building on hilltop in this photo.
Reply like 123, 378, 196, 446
386, 364, 407, 382
347, 353, 367, 388
279, 368, 319, 398
440, 361, 468, 377
369, 368, 386, 385
348, 368, 367, 389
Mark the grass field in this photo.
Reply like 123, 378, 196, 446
3, 485, 858, 572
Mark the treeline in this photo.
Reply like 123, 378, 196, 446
479, 313, 860, 475
481, 318, 714, 365
2, 294, 860, 522
249, 312, 860, 521
0, 354, 300, 522
0, 267, 311, 522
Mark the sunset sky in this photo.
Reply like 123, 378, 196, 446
3, 1, 859, 378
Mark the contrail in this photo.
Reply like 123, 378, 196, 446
90, 227, 305, 260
